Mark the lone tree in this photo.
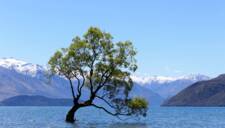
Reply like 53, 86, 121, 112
48, 27, 148, 123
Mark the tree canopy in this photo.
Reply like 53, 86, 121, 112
48, 27, 148, 123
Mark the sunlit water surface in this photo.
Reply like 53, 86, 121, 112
0, 107, 225, 128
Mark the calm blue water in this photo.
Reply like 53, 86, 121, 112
0, 107, 225, 128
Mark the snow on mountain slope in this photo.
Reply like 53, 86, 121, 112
132, 74, 210, 99
0, 58, 209, 84
131, 74, 209, 85
0, 58, 210, 105
0, 58, 45, 77
0, 66, 71, 101
0, 58, 164, 106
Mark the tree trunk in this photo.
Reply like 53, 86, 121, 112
66, 104, 79, 123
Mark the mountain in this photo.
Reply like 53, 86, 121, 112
130, 84, 164, 106
0, 64, 71, 101
0, 58, 76, 101
0, 58, 45, 77
132, 74, 210, 99
162, 74, 225, 106
0, 95, 73, 106
0, 58, 163, 106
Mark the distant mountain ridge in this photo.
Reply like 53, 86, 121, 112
162, 74, 225, 106
131, 74, 209, 85
0, 58, 209, 84
0, 58, 164, 106
0, 66, 71, 101
132, 74, 210, 98
0, 58, 46, 77
0, 95, 73, 106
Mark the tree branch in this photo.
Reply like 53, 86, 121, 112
91, 104, 117, 116
91, 104, 132, 117
68, 78, 76, 101
78, 69, 85, 95
89, 50, 98, 99
74, 75, 81, 96
96, 95, 116, 109
94, 69, 114, 95
98, 69, 110, 87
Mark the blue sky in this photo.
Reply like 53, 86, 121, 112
0, 0, 225, 77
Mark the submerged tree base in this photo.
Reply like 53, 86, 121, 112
65, 105, 79, 123
66, 114, 75, 123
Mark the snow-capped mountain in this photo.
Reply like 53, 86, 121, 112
0, 58, 164, 106
131, 74, 209, 85
132, 74, 210, 99
0, 58, 209, 84
0, 58, 45, 77
0, 58, 211, 105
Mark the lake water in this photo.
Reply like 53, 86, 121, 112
0, 107, 225, 128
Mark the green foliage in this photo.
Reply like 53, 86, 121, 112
128, 97, 148, 117
48, 27, 148, 119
